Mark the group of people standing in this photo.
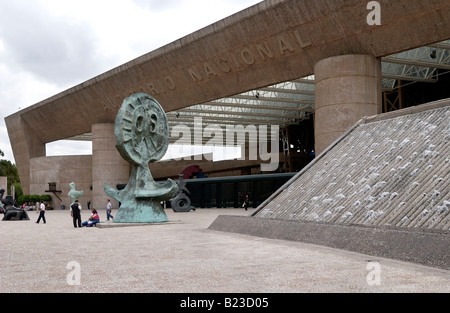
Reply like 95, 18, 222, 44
36, 199, 115, 227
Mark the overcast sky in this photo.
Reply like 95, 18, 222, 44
0, 0, 261, 164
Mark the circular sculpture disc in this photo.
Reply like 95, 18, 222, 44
114, 93, 169, 165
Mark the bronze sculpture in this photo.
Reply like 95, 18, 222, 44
104, 93, 178, 223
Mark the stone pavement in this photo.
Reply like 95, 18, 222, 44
0, 208, 448, 293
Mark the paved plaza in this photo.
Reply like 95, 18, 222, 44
0, 208, 449, 293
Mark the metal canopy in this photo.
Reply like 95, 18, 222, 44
166, 40, 450, 132
382, 40, 450, 89
68, 41, 450, 143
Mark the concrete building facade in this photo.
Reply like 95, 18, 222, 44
5, 0, 450, 210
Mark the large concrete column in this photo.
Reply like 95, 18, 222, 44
314, 55, 382, 155
92, 123, 130, 211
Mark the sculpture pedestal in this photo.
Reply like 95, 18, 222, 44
114, 200, 168, 223
96, 219, 181, 228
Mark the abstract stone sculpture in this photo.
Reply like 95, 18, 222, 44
0, 189, 29, 221
104, 93, 178, 223
2, 207, 30, 221
171, 174, 195, 212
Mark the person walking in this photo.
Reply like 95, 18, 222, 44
242, 194, 250, 211
70, 200, 82, 228
106, 199, 114, 222
36, 200, 46, 224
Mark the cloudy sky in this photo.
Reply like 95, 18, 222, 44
0, 0, 261, 164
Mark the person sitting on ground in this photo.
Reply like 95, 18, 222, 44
81, 208, 100, 227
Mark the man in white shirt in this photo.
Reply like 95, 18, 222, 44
36, 200, 46, 224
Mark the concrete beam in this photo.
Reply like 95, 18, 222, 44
8, 0, 450, 142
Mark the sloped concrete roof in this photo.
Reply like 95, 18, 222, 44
253, 100, 450, 231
